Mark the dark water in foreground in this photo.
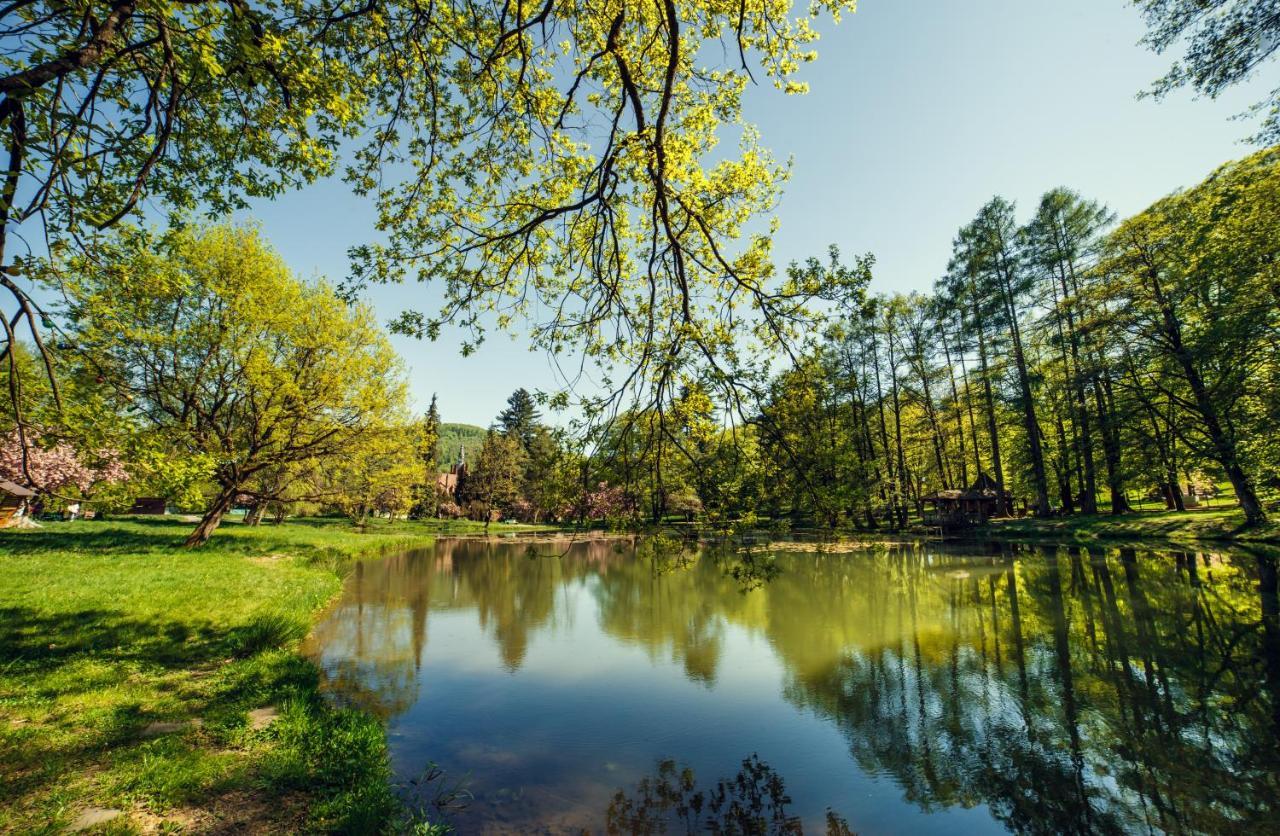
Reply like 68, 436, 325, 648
302, 538, 1280, 835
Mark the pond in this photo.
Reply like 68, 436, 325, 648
302, 537, 1280, 834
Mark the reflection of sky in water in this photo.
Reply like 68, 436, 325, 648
380, 604, 990, 835
304, 540, 1280, 835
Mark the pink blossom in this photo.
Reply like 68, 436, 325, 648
579, 481, 633, 520
0, 430, 129, 494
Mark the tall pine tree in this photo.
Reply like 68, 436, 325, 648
498, 389, 541, 450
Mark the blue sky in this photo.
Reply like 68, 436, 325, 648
243, 0, 1274, 427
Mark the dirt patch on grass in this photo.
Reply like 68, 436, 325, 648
131, 788, 307, 834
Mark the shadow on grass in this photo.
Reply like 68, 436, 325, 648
0, 605, 308, 670
0, 520, 409, 831
0, 604, 319, 812
1, 520, 188, 555
0, 516, 386, 559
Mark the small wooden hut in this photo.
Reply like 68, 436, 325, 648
128, 497, 168, 515
0, 480, 35, 528
922, 473, 1010, 528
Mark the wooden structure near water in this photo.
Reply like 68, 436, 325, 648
921, 473, 1011, 529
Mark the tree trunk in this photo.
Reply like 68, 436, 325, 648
1054, 415, 1074, 514
1188, 392, 1265, 523
964, 264, 1011, 515
1056, 262, 1098, 514
919, 373, 951, 491
1093, 377, 1127, 515
1143, 259, 1267, 525
856, 358, 886, 529
1047, 274, 1085, 512
996, 257, 1051, 517
185, 482, 238, 547
1124, 352, 1187, 515
871, 340, 900, 530
959, 345, 984, 483
888, 344, 910, 529
1160, 405, 1184, 511
975, 325, 1008, 516
939, 328, 970, 488
1012, 345, 1051, 517
1075, 398, 1099, 514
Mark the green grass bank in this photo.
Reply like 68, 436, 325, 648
0, 516, 539, 834
973, 506, 1280, 547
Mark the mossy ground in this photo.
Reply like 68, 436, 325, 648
0, 516, 486, 834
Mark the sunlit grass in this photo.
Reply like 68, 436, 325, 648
0, 517, 437, 833
982, 506, 1280, 546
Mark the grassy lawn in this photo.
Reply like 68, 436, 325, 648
0, 516, 456, 834
978, 506, 1280, 546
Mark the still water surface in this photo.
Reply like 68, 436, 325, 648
303, 537, 1280, 834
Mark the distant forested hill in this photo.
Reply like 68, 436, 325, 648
437, 423, 488, 471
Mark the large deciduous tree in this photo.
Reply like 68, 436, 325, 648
57, 223, 406, 545
1, 0, 856, 436
320, 423, 421, 524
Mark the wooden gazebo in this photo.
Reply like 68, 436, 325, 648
922, 473, 1010, 528
0, 479, 35, 528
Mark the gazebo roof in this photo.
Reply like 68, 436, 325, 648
970, 472, 1001, 493
922, 473, 1005, 503
0, 479, 35, 498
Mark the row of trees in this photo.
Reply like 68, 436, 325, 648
4, 1, 1269, 488
5, 148, 1275, 539
2, 222, 657, 539
438, 389, 632, 526
585, 149, 1279, 528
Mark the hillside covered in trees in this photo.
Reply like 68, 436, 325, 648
437, 424, 487, 471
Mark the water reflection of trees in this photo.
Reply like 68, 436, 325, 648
306, 538, 628, 698
606, 754, 854, 836
780, 546, 1280, 834
302, 547, 439, 719
306, 537, 1280, 831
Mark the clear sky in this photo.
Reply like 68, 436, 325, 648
241, 0, 1274, 427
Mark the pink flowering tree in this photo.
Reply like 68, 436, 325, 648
507, 497, 535, 523
0, 430, 129, 495
579, 482, 635, 526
